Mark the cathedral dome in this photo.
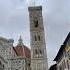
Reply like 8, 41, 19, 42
13, 36, 31, 59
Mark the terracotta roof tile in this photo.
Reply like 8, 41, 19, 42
13, 45, 31, 59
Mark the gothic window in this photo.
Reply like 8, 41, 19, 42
39, 50, 42, 54
34, 19, 39, 27
34, 36, 37, 41
3, 65, 4, 68
34, 35, 41, 41
0, 61, 1, 65
38, 35, 41, 41
39, 50, 42, 57
67, 60, 69, 69
35, 49, 38, 55
63, 60, 66, 68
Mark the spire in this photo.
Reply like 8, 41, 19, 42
33, 0, 35, 6
18, 36, 23, 46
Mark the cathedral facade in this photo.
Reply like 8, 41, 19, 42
0, 36, 31, 70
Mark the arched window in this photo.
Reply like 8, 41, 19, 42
34, 19, 39, 27
3, 65, 4, 68
0, 61, 1, 65
39, 50, 42, 54
34, 36, 37, 41
67, 60, 69, 69
38, 35, 41, 41
35, 49, 38, 55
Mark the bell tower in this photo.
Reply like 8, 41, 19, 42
28, 6, 48, 70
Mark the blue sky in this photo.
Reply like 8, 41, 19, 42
0, 0, 70, 68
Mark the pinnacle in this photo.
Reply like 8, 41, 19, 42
18, 35, 23, 46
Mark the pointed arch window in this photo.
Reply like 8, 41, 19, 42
0, 61, 1, 65
34, 18, 39, 28
39, 50, 42, 54
35, 20, 38, 27
67, 60, 69, 69
34, 35, 37, 41
38, 35, 41, 41
34, 35, 41, 41
35, 49, 38, 55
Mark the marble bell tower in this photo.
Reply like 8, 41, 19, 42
28, 6, 48, 70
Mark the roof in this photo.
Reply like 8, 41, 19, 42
28, 6, 42, 11
13, 45, 31, 59
54, 32, 70, 61
63, 32, 70, 45
0, 37, 14, 44
13, 36, 31, 59
49, 64, 57, 70
54, 45, 64, 61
